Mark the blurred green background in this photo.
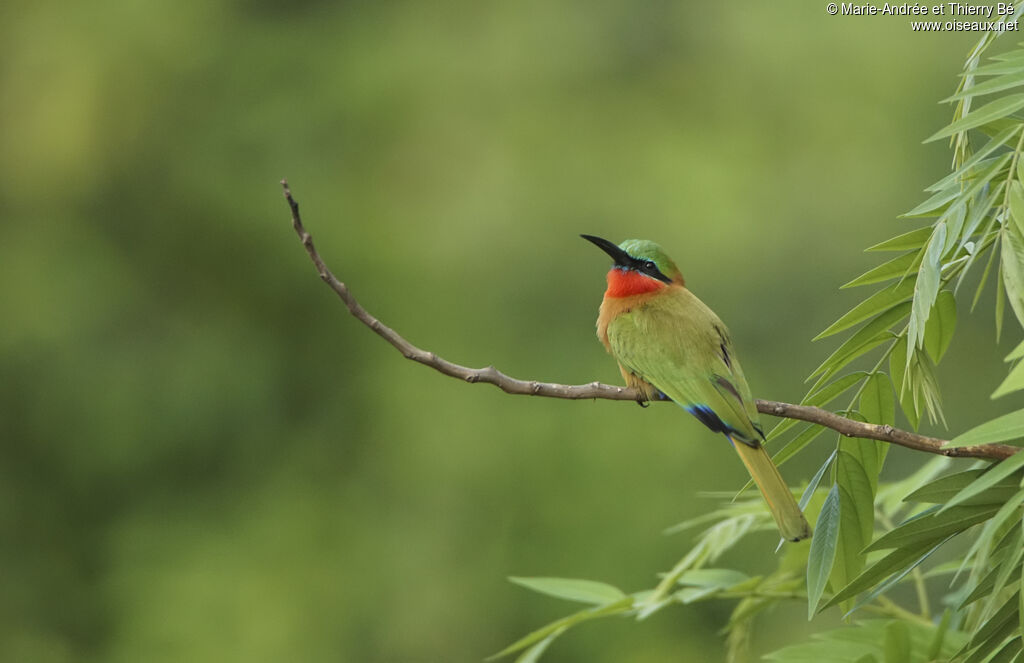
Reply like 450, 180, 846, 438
2, 2, 1021, 661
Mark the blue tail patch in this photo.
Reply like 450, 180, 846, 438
686, 405, 729, 435
685, 404, 760, 448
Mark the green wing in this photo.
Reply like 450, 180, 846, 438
608, 288, 763, 444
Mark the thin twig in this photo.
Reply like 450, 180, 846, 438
281, 180, 1020, 462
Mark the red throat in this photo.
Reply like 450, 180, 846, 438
604, 268, 667, 298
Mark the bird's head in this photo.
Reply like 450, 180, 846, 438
581, 235, 685, 297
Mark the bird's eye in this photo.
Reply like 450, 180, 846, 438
644, 261, 657, 271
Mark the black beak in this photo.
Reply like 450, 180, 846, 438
581, 234, 633, 267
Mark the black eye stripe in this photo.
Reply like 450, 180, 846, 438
633, 258, 672, 283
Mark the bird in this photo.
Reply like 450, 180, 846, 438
582, 234, 811, 542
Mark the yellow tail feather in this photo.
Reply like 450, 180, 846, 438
731, 438, 811, 542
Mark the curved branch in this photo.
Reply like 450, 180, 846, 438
282, 180, 1019, 462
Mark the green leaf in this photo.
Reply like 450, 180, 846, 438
958, 190, 1002, 294
900, 187, 959, 218
488, 596, 633, 660
769, 424, 828, 469
864, 504, 999, 553
826, 541, 950, 608
904, 468, 1021, 506
807, 484, 841, 619
989, 49, 1024, 63
513, 629, 564, 663
1006, 338, 1024, 361
964, 59, 1024, 77
942, 202, 968, 256
924, 290, 957, 363
808, 373, 870, 408
983, 511, 1024, 611
998, 260, 1007, 342
865, 227, 934, 252
949, 408, 1024, 446
993, 360, 1024, 398
908, 222, 946, 355
946, 70, 1024, 101
956, 153, 1013, 211
982, 636, 1022, 663
1001, 221, 1024, 329
841, 253, 919, 289
859, 373, 895, 427
957, 489, 1024, 590
831, 450, 877, 602
889, 337, 921, 430
508, 577, 626, 605
844, 540, 947, 619
769, 373, 869, 441
941, 451, 1024, 512
926, 610, 953, 662
797, 450, 837, 514
808, 305, 909, 382
674, 569, 751, 603
926, 94, 1024, 143
767, 620, 967, 663
1009, 180, 1024, 237
973, 233, 1001, 311
960, 183, 1001, 253
883, 621, 911, 663
927, 124, 1021, 191
815, 280, 917, 340
968, 591, 1020, 652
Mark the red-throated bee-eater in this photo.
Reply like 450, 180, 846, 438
582, 234, 811, 542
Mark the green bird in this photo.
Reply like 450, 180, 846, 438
582, 234, 811, 542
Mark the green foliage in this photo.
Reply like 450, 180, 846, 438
500, 13, 1024, 662
764, 619, 967, 663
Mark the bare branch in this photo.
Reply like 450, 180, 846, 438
282, 180, 1019, 462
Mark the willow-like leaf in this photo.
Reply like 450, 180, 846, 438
508, 577, 627, 605
940, 452, 1024, 513
889, 337, 921, 430
900, 187, 960, 218
904, 468, 1020, 506
488, 596, 633, 661
1000, 221, 1024, 328
1009, 180, 1024, 236
831, 450, 876, 610
992, 359, 1024, 398
924, 290, 957, 363
807, 484, 841, 619
842, 253, 920, 290
859, 372, 896, 427
946, 70, 1024, 101
908, 223, 947, 357
865, 504, 999, 553
926, 94, 1024, 143
808, 304, 909, 382
826, 541, 950, 608
768, 372, 868, 440
948, 407, 1024, 446
815, 280, 917, 340
963, 59, 1024, 77
927, 124, 1020, 192
865, 227, 934, 252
